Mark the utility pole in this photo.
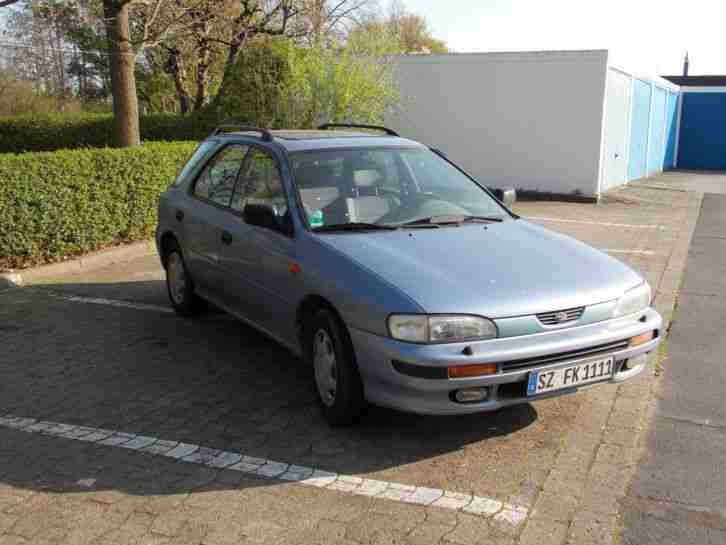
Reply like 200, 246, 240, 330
683, 52, 690, 77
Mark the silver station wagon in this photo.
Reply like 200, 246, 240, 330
156, 124, 662, 425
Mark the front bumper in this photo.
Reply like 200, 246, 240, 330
350, 307, 662, 415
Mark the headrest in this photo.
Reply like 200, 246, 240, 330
353, 169, 381, 187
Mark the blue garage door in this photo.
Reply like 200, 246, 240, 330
628, 80, 652, 180
647, 87, 667, 175
664, 92, 679, 169
678, 92, 726, 170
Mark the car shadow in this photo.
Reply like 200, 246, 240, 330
1, 280, 543, 499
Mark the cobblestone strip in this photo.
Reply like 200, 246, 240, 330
0, 413, 528, 528
518, 191, 704, 545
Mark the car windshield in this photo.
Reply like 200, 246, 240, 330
289, 147, 509, 230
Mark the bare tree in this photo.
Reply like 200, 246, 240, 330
1, 1, 79, 103
146, 0, 225, 114
299, 0, 377, 43
101, 0, 214, 144
212, 1, 299, 100
354, 0, 447, 55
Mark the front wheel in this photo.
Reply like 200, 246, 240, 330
309, 309, 365, 426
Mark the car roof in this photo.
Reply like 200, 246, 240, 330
213, 130, 426, 152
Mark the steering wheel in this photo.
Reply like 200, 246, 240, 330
377, 187, 402, 209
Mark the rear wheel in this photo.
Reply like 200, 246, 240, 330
308, 309, 365, 426
164, 241, 202, 317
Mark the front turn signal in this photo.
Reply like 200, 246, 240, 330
448, 363, 498, 379
630, 330, 656, 347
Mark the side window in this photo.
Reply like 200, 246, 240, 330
231, 148, 287, 214
172, 141, 215, 187
193, 144, 249, 206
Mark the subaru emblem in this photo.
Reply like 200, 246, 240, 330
555, 311, 569, 323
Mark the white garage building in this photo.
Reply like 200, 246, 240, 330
387, 50, 680, 200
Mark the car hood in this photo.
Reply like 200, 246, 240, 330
318, 220, 643, 318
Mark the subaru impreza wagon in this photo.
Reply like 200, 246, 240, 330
156, 124, 662, 425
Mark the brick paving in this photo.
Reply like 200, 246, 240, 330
0, 175, 704, 544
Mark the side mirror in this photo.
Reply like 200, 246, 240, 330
243, 202, 291, 234
489, 187, 517, 208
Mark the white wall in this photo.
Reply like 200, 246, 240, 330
387, 50, 609, 198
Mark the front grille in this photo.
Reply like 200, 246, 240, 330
500, 339, 630, 372
536, 306, 585, 326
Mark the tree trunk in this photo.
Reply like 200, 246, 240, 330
165, 48, 193, 115
215, 39, 243, 102
311, 0, 325, 42
103, 0, 140, 147
194, 43, 211, 111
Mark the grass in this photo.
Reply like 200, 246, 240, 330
654, 272, 685, 377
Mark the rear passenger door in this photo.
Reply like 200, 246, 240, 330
184, 144, 248, 299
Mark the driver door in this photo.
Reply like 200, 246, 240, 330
218, 147, 299, 342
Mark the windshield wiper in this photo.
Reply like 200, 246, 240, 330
312, 222, 399, 232
400, 215, 504, 226
460, 215, 505, 223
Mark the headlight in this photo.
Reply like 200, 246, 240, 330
388, 314, 497, 343
612, 282, 652, 318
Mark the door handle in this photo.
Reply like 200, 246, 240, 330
175, 210, 184, 222
221, 231, 233, 245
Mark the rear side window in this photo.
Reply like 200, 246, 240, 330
231, 148, 286, 213
193, 144, 249, 207
172, 141, 215, 187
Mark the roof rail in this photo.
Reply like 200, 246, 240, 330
211, 124, 273, 141
317, 123, 399, 137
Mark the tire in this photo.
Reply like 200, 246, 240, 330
308, 308, 365, 426
164, 240, 203, 317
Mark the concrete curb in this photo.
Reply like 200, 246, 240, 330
518, 190, 704, 545
0, 240, 156, 289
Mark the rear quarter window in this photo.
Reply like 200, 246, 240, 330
171, 141, 216, 187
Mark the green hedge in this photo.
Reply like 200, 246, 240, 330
0, 113, 220, 153
0, 141, 197, 269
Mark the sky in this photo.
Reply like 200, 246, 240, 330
401, 0, 725, 76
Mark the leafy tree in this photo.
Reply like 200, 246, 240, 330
216, 30, 400, 129
142, 0, 379, 114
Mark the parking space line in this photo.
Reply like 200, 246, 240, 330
0, 413, 528, 527
46, 291, 174, 314
526, 217, 666, 230
601, 249, 657, 256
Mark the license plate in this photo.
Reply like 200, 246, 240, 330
527, 356, 614, 396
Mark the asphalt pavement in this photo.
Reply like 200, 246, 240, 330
0, 175, 707, 545
621, 193, 726, 545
